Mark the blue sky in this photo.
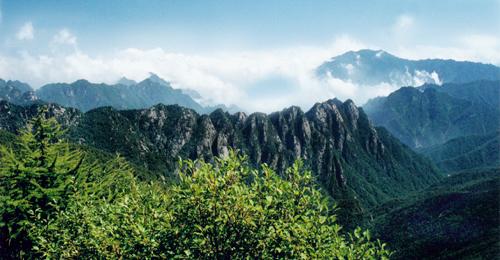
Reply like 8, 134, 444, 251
0, 0, 499, 111
2, 0, 498, 53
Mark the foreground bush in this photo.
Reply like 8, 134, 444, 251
168, 155, 390, 259
1, 112, 390, 259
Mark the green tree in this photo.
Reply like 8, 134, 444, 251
0, 109, 83, 257
0, 110, 143, 258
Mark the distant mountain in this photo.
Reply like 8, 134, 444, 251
0, 99, 441, 226
204, 103, 242, 114
36, 75, 207, 113
370, 168, 500, 259
0, 79, 38, 105
1, 74, 237, 114
180, 87, 244, 114
363, 80, 500, 149
316, 49, 500, 86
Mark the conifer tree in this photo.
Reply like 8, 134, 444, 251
0, 108, 83, 257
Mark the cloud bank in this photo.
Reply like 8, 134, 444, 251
0, 35, 377, 112
0, 27, 499, 112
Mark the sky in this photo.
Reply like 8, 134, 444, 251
0, 0, 499, 112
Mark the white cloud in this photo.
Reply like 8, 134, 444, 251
1, 32, 499, 113
343, 64, 355, 75
52, 29, 77, 47
393, 14, 414, 32
394, 34, 500, 65
412, 70, 442, 86
53, 29, 77, 45
0, 35, 373, 112
16, 22, 34, 40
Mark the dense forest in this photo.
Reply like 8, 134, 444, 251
0, 111, 390, 258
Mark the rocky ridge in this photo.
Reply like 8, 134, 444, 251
0, 99, 441, 211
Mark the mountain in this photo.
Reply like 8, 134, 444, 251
36, 75, 208, 113
369, 168, 500, 259
0, 99, 442, 223
0, 79, 38, 105
204, 103, 242, 114
180, 87, 244, 114
316, 49, 500, 86
363, 80, 500, 149
0, 75, 238, 114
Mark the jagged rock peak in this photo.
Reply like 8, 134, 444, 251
326, 98, 344, 107
341, 99, 360, 129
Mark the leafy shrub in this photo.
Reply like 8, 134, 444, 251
167, 153, 390, 259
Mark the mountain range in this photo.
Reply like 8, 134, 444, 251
0, 73, 239, 114
349, 62, 499, 258
363, 80, 499, 175
363, 80, 499, 148
316, 49, 500, 86
0, 98, 441, 226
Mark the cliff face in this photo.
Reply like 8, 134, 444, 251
0, 99, 441, 210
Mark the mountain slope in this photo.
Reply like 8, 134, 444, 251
316, 49, 500, 86
0, 99, 442, 213
363, 81, 500, 149
370, 168, 500, 259
418, 132, 500, 173
419, 80, 500, 110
